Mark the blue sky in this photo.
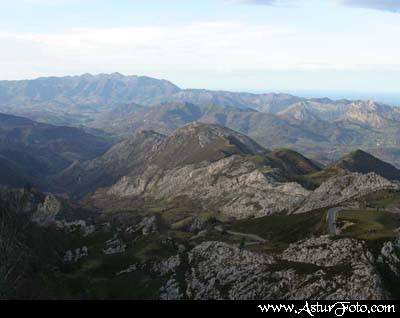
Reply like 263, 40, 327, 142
1, 0, 400, 99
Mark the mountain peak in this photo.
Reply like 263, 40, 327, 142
270, 148, 322, 175
173, 122, 265, 153
278, 102, 320, 121
151, 122, 267, 169
347, 149, 370, 159
333, 150, 400, 181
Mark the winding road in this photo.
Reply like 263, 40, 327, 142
327, 207, 342, 235
215, 208, 342, 242
214, 225, 267, 243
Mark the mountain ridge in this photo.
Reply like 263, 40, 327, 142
2, 73, 400, 168
0, 112, 112, 189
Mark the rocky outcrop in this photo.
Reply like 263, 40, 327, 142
80, 122, 400, 219
126, 216, 158, 235
281, 236, 373, 266
181, 240, 386, 300
103, 238, 126, 255
56, 220, 96, 237
377, 238, 400, 276
189, 216, 208, 233
117, 264, 138, 276
160, 278, 183, 300
63, 246, 88, 263
280, 236, 385, 300
103, 155, 309, 218
97, 160, 398, 219
31, 194, 62, 225
296, 173, 399, 213
152, 255, 181, 276
342, 100, 400, 129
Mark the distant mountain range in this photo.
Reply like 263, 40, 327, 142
1, 73, 400, 169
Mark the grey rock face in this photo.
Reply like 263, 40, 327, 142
106, 165, 398, 220
63, 246, 88, 263
189, 216, 208, 233
296, 173, 399, 213
56, 220, 96, 237
106, 155, 309, 219
186, 241, 275, 300
153, 255, 181, 276
378, 238, 400, 276
96, 162, 399, 219
32, 194, 62, 226
281, 236, 371, 266
126, 216, 158, 235
183, 240, 385, 300
103, 238, 127, 255
342, 100, 400, 129
117, 264, 138, 276
160, 277, 183, 300
81, 122, 400, 219
281, 236, 385, 300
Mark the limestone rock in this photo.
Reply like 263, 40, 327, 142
296, 173, 398, 213
103, 238, 126, 255
182, 240, 386, 300
126, 216, 158, 235
378, 238, 400, 276
189, 216, 208, 233
31, 194, 62, 225
63, 246, 88, 263
105, 156, 309, 219
160, 277, 183, 300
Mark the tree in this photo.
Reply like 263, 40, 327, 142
0, 208, 27, 298
239, 238, 246, 249
23, 183, 32, 193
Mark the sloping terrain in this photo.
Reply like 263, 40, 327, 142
0, 113, 112, 189
310, 150, 400, 185
58, 130, 166, 197
296, 173, 399, 213
60, 123, 398, 220
266, 149, 322, 175
67, 123, 313, 216
90, 102, 220, 136
2, 118, 400, 300
332, 150, 400, 180
3, 187, 400, 300
2, 74, 400, 300
65, 122, 271, 201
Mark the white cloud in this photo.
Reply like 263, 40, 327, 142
339, 0, 400, 12
225, 0, 294, 5
15, 0, 81, 5
1, 21, 400, 85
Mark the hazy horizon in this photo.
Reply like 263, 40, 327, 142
2, 71, 400, 106
1, 0, 400, 95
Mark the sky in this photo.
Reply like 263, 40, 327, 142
1, 0, 400, 100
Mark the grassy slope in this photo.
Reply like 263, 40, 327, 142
15, 222, 177, 299
336, 207, 400, 298
229, 209, 328, 251
337, 210, 400, 241
359, 190, 400, 210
